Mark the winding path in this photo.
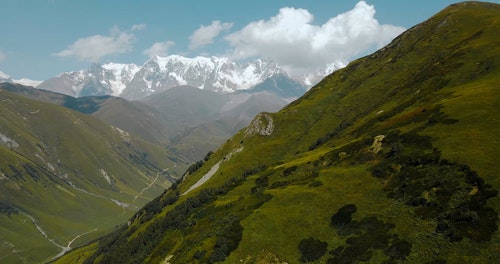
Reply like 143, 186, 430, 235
131, 166, 175, 205
51, 228, 98, 261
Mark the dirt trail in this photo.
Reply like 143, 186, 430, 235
131, 166, 175, 205
51, 228, 98, 261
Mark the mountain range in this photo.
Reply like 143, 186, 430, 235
34, 55, 342, 100
53, 2, 500, 263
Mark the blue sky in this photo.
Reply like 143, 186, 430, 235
1, 0, 497, 80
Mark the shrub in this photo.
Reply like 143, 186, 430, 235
299, 237, 328, 262
330, 204, 357, 228
384, 239, 412, 260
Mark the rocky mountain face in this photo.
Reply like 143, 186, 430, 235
54, 2, 500, 263
36, 56, 320, 100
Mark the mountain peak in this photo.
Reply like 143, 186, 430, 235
0, 70, 11, 79
0, 70, 42, 87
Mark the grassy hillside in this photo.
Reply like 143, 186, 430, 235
0, 90, 186, 263
56, 2, 500, 263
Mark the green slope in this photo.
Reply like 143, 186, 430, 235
0, 90, 186, 263
56, 2, 500, 263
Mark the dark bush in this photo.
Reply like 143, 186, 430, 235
283, 166, 298, 177
384, 239, 412, 260
193, 250, 206, 260
209, 218, 244, 263
0, 202, 18, 216
299, 237, 328, 262
331, 204, 357, 228
270, 181, 290, 189
426, 260, 447, 264
308, 180, 323, 187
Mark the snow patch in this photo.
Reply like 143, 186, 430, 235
111, 199, 130, 208
47, 163, 55, 172
0, 133, 19, 149
0, 71, 11, 79
100, 169, 112, 185
112, 126, 130, 142
168, 72, 187, 85
102, 63, 140, 95
15, 78, 43, 87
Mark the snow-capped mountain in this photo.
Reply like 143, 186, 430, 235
302, 61, 347, 86
37, 63, 140, 97
0, 70, 42, 87
120, 56, 283, 99
37, 55, 314, 100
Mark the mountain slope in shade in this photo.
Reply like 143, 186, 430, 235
55, 2, 500, 263
0, 89, 187, 263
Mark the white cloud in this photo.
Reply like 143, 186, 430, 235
143, 41, 176, 58
189, 20, 233, 50
225, 1, 405, 76
0, 51, 5, 62
131, 24, 146, 31
54, 25, 144, 62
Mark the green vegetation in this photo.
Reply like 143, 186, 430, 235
56, 2, 500, 263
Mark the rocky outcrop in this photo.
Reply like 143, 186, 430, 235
245, 113, 274, 136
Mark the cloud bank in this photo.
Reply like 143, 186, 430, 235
189, 21, 233, 50
54, 25, 144, 62
143, 41, 176, 58
225, 1, 405, 75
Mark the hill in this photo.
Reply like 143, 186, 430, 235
55, 2, 500, 263
0, 89, 186, 263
